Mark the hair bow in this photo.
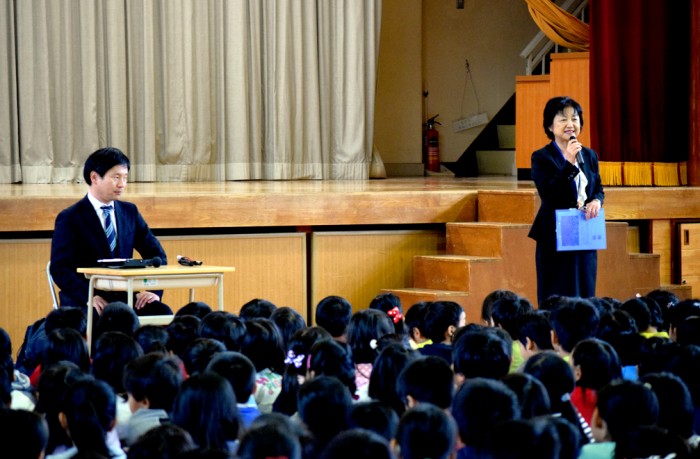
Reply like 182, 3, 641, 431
387, 306, 403, 324
284, 350, 305, 368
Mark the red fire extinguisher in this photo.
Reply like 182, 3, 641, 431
425, 115, 441, 172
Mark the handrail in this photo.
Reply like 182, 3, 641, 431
520, 0, 589, 75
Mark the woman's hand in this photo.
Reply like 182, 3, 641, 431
583, 199, 601, 220
567, 137, 582, 164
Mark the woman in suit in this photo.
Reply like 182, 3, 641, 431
528, 96, 604, 307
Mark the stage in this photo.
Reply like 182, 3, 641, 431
0, 176, 697, 349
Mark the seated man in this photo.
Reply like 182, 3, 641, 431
50, 147, 171, 315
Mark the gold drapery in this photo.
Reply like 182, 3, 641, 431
523, 0, 589, 51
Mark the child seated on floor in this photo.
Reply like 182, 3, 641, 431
206, 351, 261, 428
419, 301, 466, 364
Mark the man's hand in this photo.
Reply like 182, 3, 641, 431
92, 295, 109, 314
135, 291, 160, 310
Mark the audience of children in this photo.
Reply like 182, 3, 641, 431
1, 288, 699, 458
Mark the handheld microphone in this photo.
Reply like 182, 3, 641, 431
98, 256, 162, 269
570, 135, 584, 167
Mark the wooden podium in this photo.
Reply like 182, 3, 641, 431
78, 264, 235, 350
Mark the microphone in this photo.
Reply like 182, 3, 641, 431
570, 135, 584, 167
97, 256, 162, 269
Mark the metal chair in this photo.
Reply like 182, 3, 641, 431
46, 261, 59, 310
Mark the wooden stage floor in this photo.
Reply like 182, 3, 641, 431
1, 176, 699, 233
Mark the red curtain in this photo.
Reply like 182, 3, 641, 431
589, 0, 690, 163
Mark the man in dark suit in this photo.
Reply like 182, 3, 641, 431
50, 147, 171, 315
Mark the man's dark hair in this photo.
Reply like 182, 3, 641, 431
83, 147, 130, 183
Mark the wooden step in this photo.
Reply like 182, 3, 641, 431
447, 222, 533, 257
380, 287, 480, 324
477, 190, 539, 224
658, 283, 693, 301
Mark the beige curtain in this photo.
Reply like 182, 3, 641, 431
523, 0, 589, 52
5, 0, 381, 183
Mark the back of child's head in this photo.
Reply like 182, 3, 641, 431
586, 296, 615, 318
397, 355, 454, 409
646, 288, 679, 331
133, 324, 170, 354
171, 372, 241, 451
60, 376, 117, 458
347, 309, 395, 364
638, 338, 681, 376
481, 289, 519, 325
676, 316, 700, 346
422, 301, 464, 343
0, 408, 49, 459
95, 301, 140, 339
308, 338, 356, 395
297, 376, 353, 449
206, 351, 256, 403
240, 318, 285, 374
45, 306, 88, 336
126, 424, 196, 459
348, 401, 399, 442
490, 295, 534, 337
396, 403, 457, 459
452, 377, 521, 448
571, 337, 622, 391
452, 328, 511, 381
404, 302, 430, 342
523, 351, 574, 409
480, 417, 561, 459
668, 299, 700, 332
595, 379, 659, 440
239, 298, 277, 320
43, 327, 90, 373
237, 421, 302, 459
369, 292, 406, 335
500, 372, 551, 419
176, 301, 213, 319
640, 296, 665, 331
91, 331, 143, 395
661, 344, 700, 417
272, 326, 332, 415
620, 297, 652, 332
123, 352, 183, 411
515, 311, 554, 350
181, 337, 226, 377
269, 306, 306, 349
614, 425, 691, 459
369, 343, 420, 416
549, 297, 600, 353
0, 327, 11, 356
166, 314, 201, 358
0, 357, 11, 408
640, 372, 695, 439
539, 416, 583, 459
319, 428, 393, 459
314, 295, 353, 338
198, 310, 245, 351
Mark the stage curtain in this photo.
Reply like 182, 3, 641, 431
7, 0, 381, 183
0, 0, 20, 183
589, 0, 690, 175
523, 0, 589, 51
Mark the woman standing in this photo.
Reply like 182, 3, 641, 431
528, 96, 604, 306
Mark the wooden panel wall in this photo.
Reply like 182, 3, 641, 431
311, 230, 444, 319
680, 223, 700, 289
652, 219, 673, 284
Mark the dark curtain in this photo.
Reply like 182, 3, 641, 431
590, 0, 690, 163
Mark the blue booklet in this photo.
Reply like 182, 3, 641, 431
555, 208, 607, 251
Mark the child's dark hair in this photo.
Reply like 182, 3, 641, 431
239, 298, 277, 320
176, 301, 213, 319
452, 377, 521, 448
619, 298, 652, 333
423, 301, 464, 343
396, 404, 457, 459
60, 376, 117, 458
346, 309, 394, 364
675, 316, 700, 346
91, 331, 143, 395
404, 302, 430, 341
639, 372, 695, 440
452, 329, 511, 380
44, 306, 88, 336
297, 376, 353, 455
348, 401, 399, 442
549, 298, 600, 353
126, 424, 196, 459
95, 301, 140, 339
571, 338, 622, 390
397, 356, 454, 409
596, 379, 659, 440
315, 295, 353, 338
481, 289, 519, 325
500, 372, 551, 419
206, 351, 257, 404
166, 315, 201, 358
369, 292, 406, 335
319, 428, 393, 459
515, 311, 554, 350
270, 306, 307, 349
123, 352, 183, 411
182, 337, 226, 377
83, 147, 130, 183
273, 326, 332, 415
43, 327, 90, 373
237, 421, 302, 459
133, 324, 170, 354
0, 408, 49, 459
369, 343, 419, 416
240, 318, 285, 374
480, 417, 561, 459
308, 338, 357, 395
198, 311, 245, 351
490, 295, 534, 338
171, 372, 241, 451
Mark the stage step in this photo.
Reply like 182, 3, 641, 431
659, 283, 693, 301
477, 190, 539, 224
380, 288, 478, 324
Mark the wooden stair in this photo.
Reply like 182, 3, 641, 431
385, 190, 669, 324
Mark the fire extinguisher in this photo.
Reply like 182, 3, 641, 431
425, 115, 441, 172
